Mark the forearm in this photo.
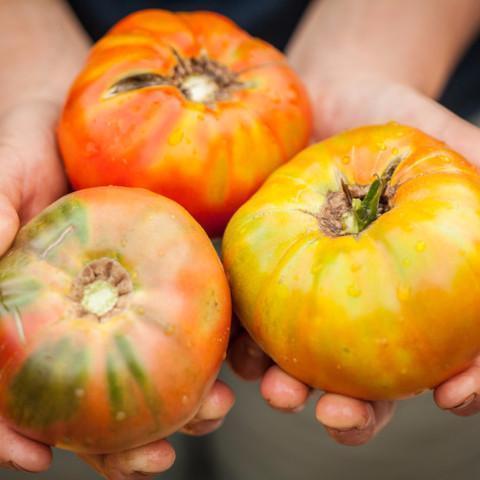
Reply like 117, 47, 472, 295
0, 0, 90, 112
288, 0, 480, 98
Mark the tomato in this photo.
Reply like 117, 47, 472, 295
222, 123, 480, 400
0, 187, 230, 453
57, 10, 312, 237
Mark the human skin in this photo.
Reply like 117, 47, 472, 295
0, 1, 234, 478
2, 0, 480, 475
229, 0, 480, 447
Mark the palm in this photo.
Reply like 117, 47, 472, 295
0, 99, 67, 471
0, 100, 67, 252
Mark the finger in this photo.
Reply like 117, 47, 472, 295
180, 419, 224, 436
315, 394, 395, 446
0, 101, 67, 223
228, 331, 272, 381
0, 193, 19, 255
82, 439, 176, 480
0, 419, 52, 472
260, 365, 310, 412
310, 77, 480, 167
180, 380, 235, 436
434, 356, 480, 416
192, 380, 235, 422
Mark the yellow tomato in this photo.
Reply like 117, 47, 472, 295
223, 123, 480, 400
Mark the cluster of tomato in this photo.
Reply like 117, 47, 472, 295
1, 9, 480, 455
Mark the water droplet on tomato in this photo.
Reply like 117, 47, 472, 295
168, 129, 184, 146
182, 394, 189, 405
396, 285, 410, 301
378, 143, 387, 151
75, 388, 85, 398
347, 284, 361, 297
336, 364, 342, 370
392, 147, 400, 155
286, 89, 298, 102
292, 357, 298, 364
341, 155, 351, 165
163, 323, 175, 335
85, 142, 98, 155
116, 411, 126, 421
415, 241, 426, 252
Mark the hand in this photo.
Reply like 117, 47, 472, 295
229, 0, 480, 446
229, 328, 395, 447
0, 99, 67, 472
79, 380, 234, 480
0, 100, 235, 477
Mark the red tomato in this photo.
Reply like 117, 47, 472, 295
223, 123, 480, 400
58, 10, 312, 236
0, 187, 230, 453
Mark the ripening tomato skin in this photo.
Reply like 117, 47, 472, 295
223, 123, 480, 401
57, 10, 312, 237
0, 187, 230, 453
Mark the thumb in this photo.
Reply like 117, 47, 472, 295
0, 193, 19, 256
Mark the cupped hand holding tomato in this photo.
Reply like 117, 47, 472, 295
0, 4, 235, 478
229, 0, 480, 446
0, 99, 236, 480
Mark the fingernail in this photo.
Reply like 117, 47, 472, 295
1, 461, 35, 473
450, 393, 477, 411
329, 407, 374, 433
292, 404, 306, 413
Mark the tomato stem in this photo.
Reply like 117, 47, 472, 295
347, 156, 401, 234
105, 50, 243, 104
71, 258, 132, 320
320, 156, 401, 237
81, 280, 119, 317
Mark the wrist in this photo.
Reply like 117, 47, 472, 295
288, 0, 480, 99
0, 0, 90, 114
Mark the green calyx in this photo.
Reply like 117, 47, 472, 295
320, 157, 401, 237
345, 157, 401, 234
347, 175, 385, 234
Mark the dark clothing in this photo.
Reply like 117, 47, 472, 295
441, 35, 480, 119
67, 0, 310, 51
67, 0, 480, 120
